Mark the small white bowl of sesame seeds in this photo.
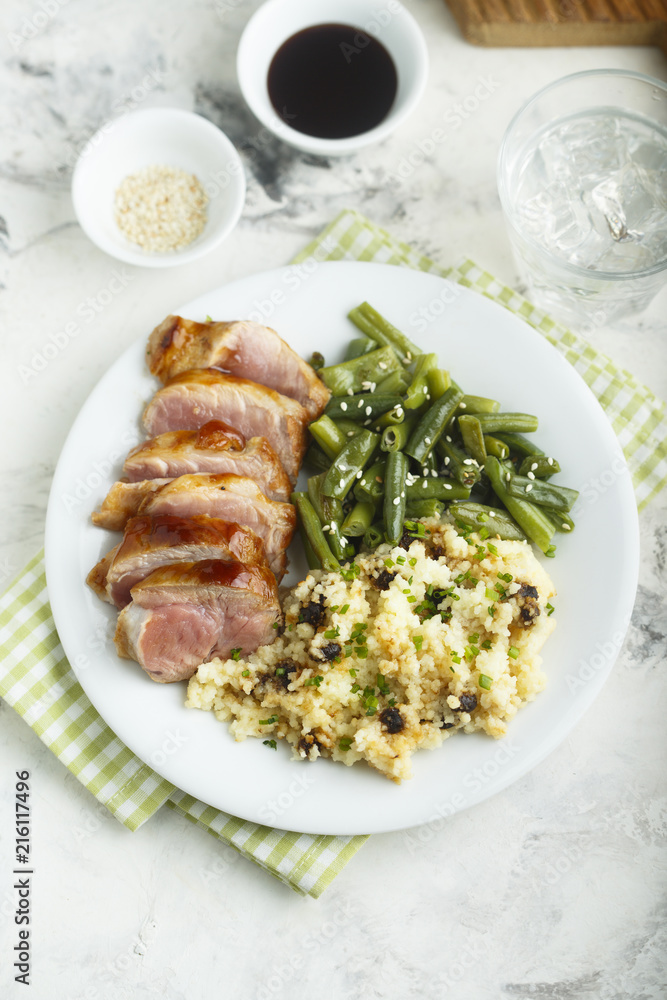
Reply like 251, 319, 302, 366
72, 108, 246, 268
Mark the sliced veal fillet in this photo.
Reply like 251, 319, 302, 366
142, 369, 308, 482
91, 474, 295, 580
114, 559, 280, 683
86, 514, 267, 610
122, 421, 292, 502
146, 315, 330, 419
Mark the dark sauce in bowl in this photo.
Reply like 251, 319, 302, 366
267, 23, 398, 140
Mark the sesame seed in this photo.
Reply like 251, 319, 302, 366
365, 406, 372, 416
357, 399, 364, 408
422, 468, 429, 476
114, 165, 208, 253
445, 435, 452, 443
459, 402, 467, 409
339, 479, 345, 489
463, 459, 474, 465
395, 406, 404, 417
431, 469, 437, 477
444, 483, 452, 490
340, 401, 347, 411
347, 388, 354, 396
506, 473, 511, 482
530, 462, 538, 471
548, 457, 554, 465
400, 491, 405, 498
378, 362, 388, 370
356, 469, 363, 478
393, 497, 400, 505
562, 523, 570, 530
423, 385, 428, 394
525, 484, 533, 492
424, 437, 431, 445
347, 431, 354, 437
364, 419, 371, 426
444, 456, 450, 466
527, 471, 535, 480
422, 481, 429, 489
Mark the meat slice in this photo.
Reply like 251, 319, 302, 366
142, 370, 308, 482
92, 474, 295, 579
87, 514, 267, 610
91, 480, 171, 531
146, 315, 330, 419
123, 421, 292, 502
114, 559, 280, 683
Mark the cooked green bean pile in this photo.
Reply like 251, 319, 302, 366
293, 302, 579, 570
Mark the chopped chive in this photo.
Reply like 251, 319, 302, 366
303, 676, 323, 687
487, 543, 498, 556
508, 646, 519, 659
478, 674, 492, 690
263, 739, 277, 750
241, 669, 250, 677
340, 603, 350, 614
349, 668, 357, 677
231, 648, 242, 661
339, 738, 353, 752
546, 602, 555, 616
259, 715, 278, 725
413, 635, 423, 651
275, 667, 285, 676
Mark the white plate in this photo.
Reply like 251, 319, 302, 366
45, 262, 639, 835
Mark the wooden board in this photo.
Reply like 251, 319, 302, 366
444, 0, 667, 49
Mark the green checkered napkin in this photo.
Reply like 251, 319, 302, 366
1, 210, 665, 898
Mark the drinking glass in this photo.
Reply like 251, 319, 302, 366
498, 70, 667, 329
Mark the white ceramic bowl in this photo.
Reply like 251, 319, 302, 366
71, 108, 246, 268
237, 0, 429, 157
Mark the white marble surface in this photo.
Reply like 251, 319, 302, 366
1, 1, 666, 997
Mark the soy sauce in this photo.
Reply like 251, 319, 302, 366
267, 24, 398, 140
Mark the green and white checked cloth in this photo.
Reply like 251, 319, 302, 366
1, 209, 665, 898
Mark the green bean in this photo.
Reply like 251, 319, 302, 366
405, 499, 444, 519
426, 367, 451, 401
325, 394, 403, 423
308, 351, 325, 371
305, 442, 331, 473
342, 501, 376, 537
437, 437, 481, 488
363, 522, 385, 550
344, 336, 377, 361
307, 474, 346, 561
457, 394, 500, 415
302, 532, 320, 570
484, 456, 556, 556
483, 435, 510, 460
458, 415, 487, 465
381, 417, 417, 453
354, 460, 386, 503
506, 474, 578, 513
336, 417, 365, 440
356, 302, 422, 364
374, 401, 409, 429
376, 368, 411, 396
448, 502, 527, 541
542, 508, 575, 533
405, 385, 464, 464
404, 353, 437, 410
291, 493, 340, 572
319, 346, 399, 396
308, 414, 347, 459
383, 450, 409, 544
474, 413, 539, 434
519, 455, 561, 478
321, 430, 379, 500
405, 478, 471, 501
495, 432, 545, 458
